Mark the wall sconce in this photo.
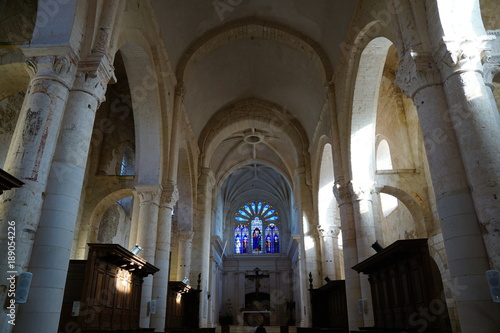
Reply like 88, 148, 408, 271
131, 244, 142, 255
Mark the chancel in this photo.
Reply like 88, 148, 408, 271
0, 1, 499, 333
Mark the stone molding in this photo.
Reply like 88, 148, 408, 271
175, 82, 186, 99
178, 231, 195, 242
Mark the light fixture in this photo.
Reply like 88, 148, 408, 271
131, 244, 142, 255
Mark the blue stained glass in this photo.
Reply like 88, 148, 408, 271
233, 200, 280, 255
239, 210, 250, 218
264, 209, 275, 217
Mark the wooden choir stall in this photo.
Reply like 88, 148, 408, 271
58, 243, 159, 333
352, 239, 451, 333
297, 276, 348, 333
164, 278, 214, 333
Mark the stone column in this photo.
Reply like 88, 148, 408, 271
151, 182, 178, 332
333, 183, 364, 330
13, 55, 112, 333
350, 183, 376, 326
317, 225, 336, 281
295, 168, 321, 288
135, 185, 162, 328
128, 190, 141, 249
291, 234, 310, 327
238, 271, 245, 317
176, 231, 195, 281
0, 48, 77, 333
394, 47, 496, 332
436, 37, 500, 269
193, 168, 214, 327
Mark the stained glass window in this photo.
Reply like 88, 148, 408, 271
233, 201, 280, 254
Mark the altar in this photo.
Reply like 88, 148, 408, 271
242, 311, 271, 326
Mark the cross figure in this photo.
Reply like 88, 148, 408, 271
245, 267, 269, 294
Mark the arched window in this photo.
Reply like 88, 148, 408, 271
234, 201, 280, 254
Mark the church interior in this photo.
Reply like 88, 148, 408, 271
0, 0, 499, 332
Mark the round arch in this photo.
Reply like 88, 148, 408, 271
350, 36, 394, 184
376, 185, 429, 239
176, 19, 332, 84
116, 29, 164, 185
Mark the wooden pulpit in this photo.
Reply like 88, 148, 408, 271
58, 243, 159, 333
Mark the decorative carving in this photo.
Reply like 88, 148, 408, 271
317, 225, 340, 238
53, 56, 70, 75
161, 180, 180, 209
394, 49, 442, 99
436, 36, 496, 82
24, 58, 37, 77
136, 186, 161, 206
350, 181, 375, 201
333, 182, 352, 206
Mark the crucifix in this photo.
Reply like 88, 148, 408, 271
245, 267, 269, 294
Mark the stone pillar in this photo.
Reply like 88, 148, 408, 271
295, 168, 321, 288
436, 37, 500, 269
193, 168, 214, 327
13, 54, 112, 333
333, 183, 364, 331
176, 231, 195, 281
128, 190, 141, 249
151, 182, 178, 332
350, 183, 376, 326
317, 225, 336, 281
291, 234, 310, 327
394, 45, 496, 331
238, 271, 245, 317
135, 185, 161, 328
0, 49, 77, 333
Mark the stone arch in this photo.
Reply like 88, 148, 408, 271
176, 147, 195, 232
87, 189, 134, 247
350, 36, 394, 183
115, 29, 163, 185
176, 19, 332, 84
375, 137, 393, 170
376, 185, 428, 240
199, 98, 309, 175
318, 142, 337, 228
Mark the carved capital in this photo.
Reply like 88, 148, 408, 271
136, 185, 162, 206
23, 50, 78, 88
333, 182, 352, 206
350, 181, 374, 202
161, 180, 179, 209
73, 54, 115, 102
436, 36, 495, 82
394, 49, 442, 99
317, 225, 340, 238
